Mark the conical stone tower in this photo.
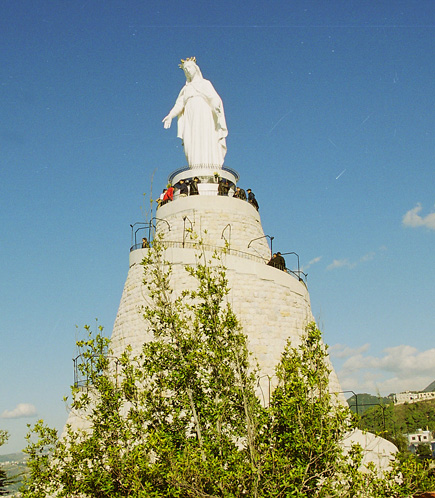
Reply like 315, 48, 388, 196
64, 168, 397, 468
64, 59, 396, 469
109, 167, 344, 404
66, 166, 348, 434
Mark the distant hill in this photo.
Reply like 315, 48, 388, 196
0, 452, 26, 464
0, 452, 27, 495
423, 380, 435, 392
347, 379, 435, 413
347, 393, 392, 415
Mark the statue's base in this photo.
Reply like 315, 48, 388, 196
197, 183, 220, 196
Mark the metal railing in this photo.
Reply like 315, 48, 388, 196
168, 165, 240, 184
163, 240, 267, 264
280, 252, 308, 283
130, 239, 307, 284
73, 353, 120, 390
248, 235, 274, 257
130, 242, 150, 251
341, 391, 391, 432
130, 222, 154, 249
286, 268, 307, 284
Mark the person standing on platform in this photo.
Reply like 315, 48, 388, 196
162, 185, 174, 204
275, 252, 286, 271
218, 178, 230, 196
233, 186, 246, 200
188, 177, 201, 195
267, 253, 277, 267
176, 179, 188, 197
247, 189, 259, 210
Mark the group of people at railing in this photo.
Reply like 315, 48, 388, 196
232, 186, 259, 211
156, 177, 259, 211
157, 177, 201, 207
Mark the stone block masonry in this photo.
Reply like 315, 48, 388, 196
156, 195, 271, 260
64, 193, 345, 435
110, 194, 345, 404
110, 248, 344, 404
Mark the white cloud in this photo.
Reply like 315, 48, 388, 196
330, 344, 435, 396
326, 259, 354, 271
402, 203, 435, 230
326, 251, 378, 271
1, 403, 37, 419
359, 251, 375, 263
309, 256, 322, 265
374, 346, 435, 375
301, 256, 322, 272
329, 343, 370, 358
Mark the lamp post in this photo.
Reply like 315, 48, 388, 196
221, 224, 232, 247
281, 252, 300, 275
150, 217, 171, 240
130, 222, 151, 249
339, 390, 359, 416
182, 216, 193, 248
248, 235, 274, 258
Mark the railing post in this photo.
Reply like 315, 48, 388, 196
221, 224, 232, 248
182, 216, 193, 248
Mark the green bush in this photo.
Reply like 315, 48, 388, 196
21, 241, 435, 497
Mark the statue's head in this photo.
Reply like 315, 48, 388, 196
179, 57, 202, 81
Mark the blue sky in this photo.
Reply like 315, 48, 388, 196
1, 0, 434, 453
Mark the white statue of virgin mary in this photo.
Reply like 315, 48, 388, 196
163, 58, 228, 169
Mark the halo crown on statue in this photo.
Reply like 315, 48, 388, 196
163, 58, 228, 170
178, 57, 197, 68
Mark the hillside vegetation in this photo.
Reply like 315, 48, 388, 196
423, 380, 435, 392
347, 393, 391, 415
355, 399, 435, 451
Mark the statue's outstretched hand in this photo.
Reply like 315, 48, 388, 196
162, 115, 172, 129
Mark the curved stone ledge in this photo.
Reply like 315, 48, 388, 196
129, 247, 308, 298
157, 193, 261, 220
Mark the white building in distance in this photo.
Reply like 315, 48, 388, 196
394, 391, 435, 405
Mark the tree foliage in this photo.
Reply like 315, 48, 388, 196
21, 241, 435, 497
0, 432, 8, 448
0, 430, 13, 496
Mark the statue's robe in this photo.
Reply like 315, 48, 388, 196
173, 79, 228, 169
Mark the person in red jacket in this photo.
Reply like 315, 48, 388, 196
162, 185, 174, 204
